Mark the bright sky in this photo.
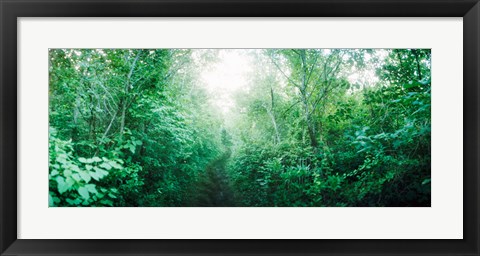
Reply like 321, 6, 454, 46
199, 50, 253, 114
347, 50, 388, 89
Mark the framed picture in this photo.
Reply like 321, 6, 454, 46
1, 0, 479, 255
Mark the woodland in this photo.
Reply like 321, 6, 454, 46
49, 49, 431, 207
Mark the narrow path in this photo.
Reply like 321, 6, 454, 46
193, 151, 235, 206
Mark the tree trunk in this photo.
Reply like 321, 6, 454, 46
264, 106, 280, 144
119, 52, 141, 139
266, 86, 280, 144
305, 111, 318, 148
298, 49, 318, 149
411, 49, 422, 80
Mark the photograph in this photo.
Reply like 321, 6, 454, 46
2, 0, 477, 254
48, 48, 431, 207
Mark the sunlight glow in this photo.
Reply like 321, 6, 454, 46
347, 50, 388, 89
199, 50, 253, 114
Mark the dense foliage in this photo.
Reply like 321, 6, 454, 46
49, 49, 431, 207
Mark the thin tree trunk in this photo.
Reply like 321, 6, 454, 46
119, 51, 141, 139
412, 49, 422, 80
89, 94, 96, 140
298, 50, 318, 149
264, 105, 280, 144
101, 110, 118, 141
71, 91, 81, 141
267, 86, 281, 144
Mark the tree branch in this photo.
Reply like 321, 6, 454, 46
268, 54, 300, 88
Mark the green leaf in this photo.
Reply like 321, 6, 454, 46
71, 165, 81, 173
66, 198, 82, 205
57, 154, 68, 164
85, 184, 98, 194
99, 163, 112, 170
64, 168, 72, 177
109, 161, 122, 169
78, 157, 88, 163
421, 178, 431, 185
135, 140, 142, 145
49, 194, 55, 207
85, 165, 93, 171
89, 171, 100, 181
65, 177, 75, 188
404, 81, 421, 89
93, 167, 109, 178
79, 171, 91, 183
56, 176, 68, 194
72, 173, 82, 182
100, 199, 113, 206
78, 187, 90, 201
92, 156, 102, 162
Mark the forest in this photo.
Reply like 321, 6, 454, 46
49, 48, 431, 207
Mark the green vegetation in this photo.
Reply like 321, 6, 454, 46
49, 49, 431, 207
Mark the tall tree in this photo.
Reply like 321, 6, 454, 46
269, 49, 347, 149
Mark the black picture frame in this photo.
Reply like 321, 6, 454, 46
1, 0, 479, 255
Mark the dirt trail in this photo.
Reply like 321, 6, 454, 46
193, 151, 235, 207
